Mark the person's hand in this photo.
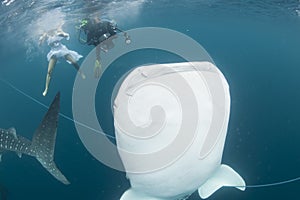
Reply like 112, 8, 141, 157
94, 59, 102, 79
124, 33, 131, 44
65, 33, 70, 40
38, 33, 47, 46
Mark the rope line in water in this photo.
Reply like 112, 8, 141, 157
247, 176, 300, 188
1, 78, 300, 188
0, 78, 115, 139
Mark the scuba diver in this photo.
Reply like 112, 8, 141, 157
39, 23, 86, 96
77, 17, 131, 78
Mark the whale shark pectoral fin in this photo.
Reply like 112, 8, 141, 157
8, 127, 17, 139
120, 188, 165, 200
198, 164, 246, 199
16, 152, 22, 158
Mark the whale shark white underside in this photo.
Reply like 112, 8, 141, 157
114, 62, 246, 200
0, 92, 69, 185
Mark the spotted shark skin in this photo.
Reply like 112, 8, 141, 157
0, 92, 70, 185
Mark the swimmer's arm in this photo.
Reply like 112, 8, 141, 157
38, 33, 47, 46
56, 22, 69, 39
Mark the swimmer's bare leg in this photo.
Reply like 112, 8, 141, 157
64, 54, 86, 79
43, 57, 57, 96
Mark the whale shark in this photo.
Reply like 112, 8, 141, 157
0, 92, 69, 185
114, 62, 245, 199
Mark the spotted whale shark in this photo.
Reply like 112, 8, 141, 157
0, 92, 69, 185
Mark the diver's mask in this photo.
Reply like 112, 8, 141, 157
77, 19, 88, 30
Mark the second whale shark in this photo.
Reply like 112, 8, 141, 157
0, 92, 69, 185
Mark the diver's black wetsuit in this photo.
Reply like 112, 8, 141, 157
84, 20, 117, 46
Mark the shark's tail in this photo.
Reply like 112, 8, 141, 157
31, 92, 70, 185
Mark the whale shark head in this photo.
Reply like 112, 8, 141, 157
114, 62, 230, 173
114, 62, 245, 200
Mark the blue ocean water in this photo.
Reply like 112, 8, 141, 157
1, 0, 300, 199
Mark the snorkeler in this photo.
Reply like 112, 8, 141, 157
39, 23, 86, 96
77, 17, 130, 78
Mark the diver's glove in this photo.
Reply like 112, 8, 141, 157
94, 59, 102, 79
